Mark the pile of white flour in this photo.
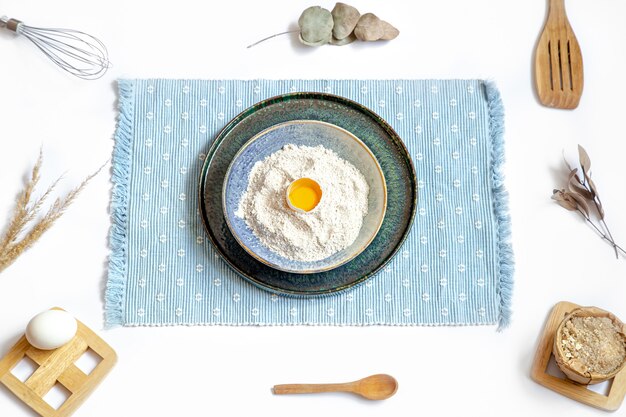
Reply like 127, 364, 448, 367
235, 144, 369, 262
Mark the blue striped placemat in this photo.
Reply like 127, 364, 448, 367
106, 79, 514, 328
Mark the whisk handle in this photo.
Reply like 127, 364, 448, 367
0, 16, 22, 32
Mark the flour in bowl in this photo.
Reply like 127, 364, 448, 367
235, 144, 369, 262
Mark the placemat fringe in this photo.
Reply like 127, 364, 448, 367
105, 80, 134, 328
485, 81, 515, 331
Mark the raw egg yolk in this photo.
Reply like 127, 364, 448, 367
287, 178, 322, 212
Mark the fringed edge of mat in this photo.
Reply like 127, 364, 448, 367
105, 79, 135, 328
484, 81, 515, 331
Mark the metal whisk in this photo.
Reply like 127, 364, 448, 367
0, 15, 110, 80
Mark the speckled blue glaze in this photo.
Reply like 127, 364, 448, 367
223, 120, 387, 274
199, 93, 417, 295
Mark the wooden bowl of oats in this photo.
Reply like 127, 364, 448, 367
553, 306, 626, 385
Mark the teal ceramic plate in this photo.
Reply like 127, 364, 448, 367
199, 93, 417, 295
222, 120, 387, 274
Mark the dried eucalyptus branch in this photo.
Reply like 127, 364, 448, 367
0, 151, 105, 273
247, 3, 399, 48
552, 145, 623, 259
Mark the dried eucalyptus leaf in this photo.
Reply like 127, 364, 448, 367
597, 200, 605, 220
587, 175, 599, 198
552, 189, 577, 211
298, 33, 331, 47
578, 144, 591, 173
298, 6, 334, 45
568, 191, 590, 216
567, 169, 593, 200
329, 33, 357, 45
380, 20, 400, 40
554, 198, 578, 211
562, 150, 573, 172
568, 175, 594, 200
354, 13, 384, 41
331, 2, 360, 40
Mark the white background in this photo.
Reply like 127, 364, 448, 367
1, 0, 626, 416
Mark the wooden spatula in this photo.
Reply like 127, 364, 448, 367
534, 0, 583, 109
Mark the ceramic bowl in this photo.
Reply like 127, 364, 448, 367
199, 92, 416, 295
222, 120, 387, 274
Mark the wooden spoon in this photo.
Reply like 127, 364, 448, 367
534, 0, 583, 109
272, 374, 398, 400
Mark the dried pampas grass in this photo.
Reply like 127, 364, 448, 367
0, 150, 104, 273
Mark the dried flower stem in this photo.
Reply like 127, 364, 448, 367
247, 30, 299, 49
577, 208, 626, 256
580, 173, 619, 258
0, 152, 105, 273
596, 201, 618, 258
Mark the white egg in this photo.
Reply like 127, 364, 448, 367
25, 310, 78, 350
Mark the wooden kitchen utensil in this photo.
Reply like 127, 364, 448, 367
534, 0, 583, 109
0, 308, 117, 417
531, 301, 626, 412
273, 374, 398, 400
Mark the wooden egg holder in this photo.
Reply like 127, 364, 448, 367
0, 310, 116, 417
531, 301, 626, 411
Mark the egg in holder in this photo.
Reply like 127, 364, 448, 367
0, 308, 117, 417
